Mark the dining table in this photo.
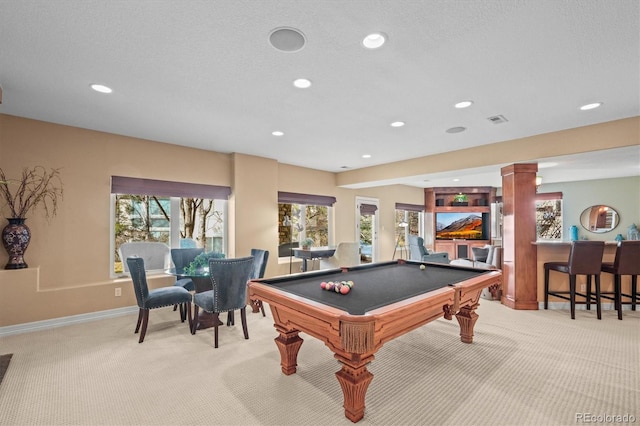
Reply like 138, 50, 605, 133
292, 246, 336, 272
165, 267, 220, 330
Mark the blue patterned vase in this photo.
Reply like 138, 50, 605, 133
2, 218, 31, 269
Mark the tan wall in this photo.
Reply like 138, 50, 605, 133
0, 113, 638, 327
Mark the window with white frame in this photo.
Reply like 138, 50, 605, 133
111, 176, 230, 275
278, 192, 335, 258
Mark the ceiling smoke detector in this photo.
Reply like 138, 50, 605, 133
487, 115, 508, 124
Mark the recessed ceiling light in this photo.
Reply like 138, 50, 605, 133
390, 121, 405, 127
580, 102, 602, 110
90, 84, 112, 93
362, 33, 386, 49
293, 78, 311, 88
362, 154, 371, 159
268, 27, 306, 52
453, 178, 460, 182
446, 126, 466, 134
454, 100, 473, 109
272, 131, 284, 136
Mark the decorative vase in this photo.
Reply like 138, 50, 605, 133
2, 218, 31, 269
569, 225, 579, 241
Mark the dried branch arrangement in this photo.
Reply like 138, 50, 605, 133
0, 166, 64, 219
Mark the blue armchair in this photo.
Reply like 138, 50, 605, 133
407, 235, 450, 264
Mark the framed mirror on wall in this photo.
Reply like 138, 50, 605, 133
580, 205, 619, 233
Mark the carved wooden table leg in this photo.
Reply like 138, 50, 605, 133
249, 298, 262, 314
334, 355, 375, 423
274, 329, 304, 375
455, 302, 479, 343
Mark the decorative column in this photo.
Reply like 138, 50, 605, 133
500, 163, 538, 309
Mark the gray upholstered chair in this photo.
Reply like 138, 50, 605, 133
407, 235, 450, 264
319, 242, 360, 270
119, 242, 170, 273
170, 248, 204, 320
249, 248, 270, 317
191, 256, 254, 348
126, 257, 193, 343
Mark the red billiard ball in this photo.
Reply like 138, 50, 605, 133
320, 281, 327, 289
340, 285, 350, 294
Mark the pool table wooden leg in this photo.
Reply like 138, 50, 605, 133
274, 328, 304, 375
334, 355, 374, 423
455, 302, 479, 344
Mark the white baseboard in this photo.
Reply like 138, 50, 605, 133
0, 306, 138, 337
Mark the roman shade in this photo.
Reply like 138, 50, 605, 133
395, 203, 424, 212
111, 176, 231, 199
277, 191, 336, 206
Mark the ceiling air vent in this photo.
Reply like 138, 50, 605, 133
487, 115, 508, 124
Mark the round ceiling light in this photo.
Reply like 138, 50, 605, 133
269, 27, 306, 52
446, 126, 466, 134
579, 102, 602, 111
362, 32, 387, 49
90, 84, 112, 93
454, 100, 473, 109
293, 78, 312, 88
390, 121, 405, 127
272, 131, 284, 136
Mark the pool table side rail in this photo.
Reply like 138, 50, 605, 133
248, 281, 457, 356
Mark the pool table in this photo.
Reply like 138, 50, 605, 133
248, 260, 502, 422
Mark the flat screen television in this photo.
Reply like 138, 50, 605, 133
435, 212, 490, 240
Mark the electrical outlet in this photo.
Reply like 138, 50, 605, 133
115, 287, 122, 297
580, 284, 586, 292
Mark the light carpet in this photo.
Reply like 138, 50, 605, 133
0, 301, 638, 425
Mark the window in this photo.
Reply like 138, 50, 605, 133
536, 192, 563, 240
278, 192, 335, 258
111, 176, 230, 275
394, 203, 424, 244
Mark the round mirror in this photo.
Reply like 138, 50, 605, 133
580, 205, 619, 233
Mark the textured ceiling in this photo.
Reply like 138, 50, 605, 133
0, 0, 638, 188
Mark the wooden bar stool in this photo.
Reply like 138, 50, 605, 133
601, 241, 640, 320
544, 241, 605, 319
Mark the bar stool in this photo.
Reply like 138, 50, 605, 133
601, 241, 640, 320
544, 241, 605, 319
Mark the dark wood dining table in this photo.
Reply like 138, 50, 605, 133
292, 247, 336, 272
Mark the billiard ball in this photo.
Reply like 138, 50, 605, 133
320, 281, 327, 289
340, 285, 350, 294
420, 264, 426, 270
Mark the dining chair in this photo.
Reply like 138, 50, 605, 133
191, 256, 254, 348
119, 242, 170, 273
544, 241, 605, 319
319, 242, 360, 270
126, 257, 193, 343
170, 247, 204, 321
600, 241, 640, 320
248, 248, 270, 317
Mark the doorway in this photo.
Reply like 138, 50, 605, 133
356, 197, 379, 264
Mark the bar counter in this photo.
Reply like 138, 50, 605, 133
533, 241, 624, 308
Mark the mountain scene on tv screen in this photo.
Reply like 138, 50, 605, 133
436, 214, 483, 239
